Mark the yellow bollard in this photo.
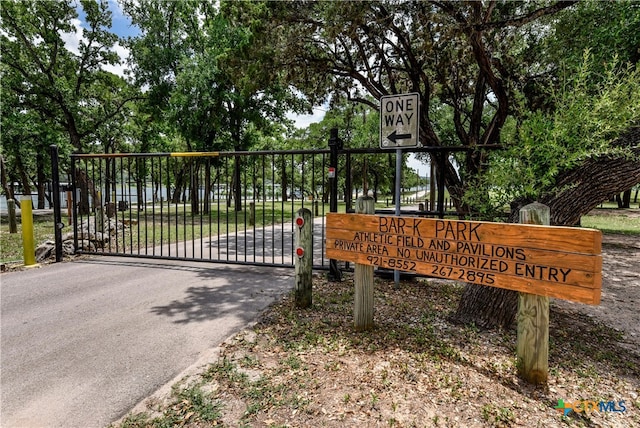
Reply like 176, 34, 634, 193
20, 196, 37, 266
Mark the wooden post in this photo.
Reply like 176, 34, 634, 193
249, 201, 255, 226
294, 207, 313, 308
517, 202, 550, 384
354, 196, 375, 331
7, 199, 18, 233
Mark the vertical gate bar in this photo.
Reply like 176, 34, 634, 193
216, 158, 221, 260
234, 155, 239, 262
97, 157, 104, 253
78, 159, 84, 252
50, 145, 63, 262
271, 154, 276, 264
122, 157, 127, 253
121, 156, 126, 253
321, 153, 326, 267
151, 157, 156, 256
184, 158, 188, 258
160, 157, 166, 256
127, 156, 133, 254
225, 155, 230, 261
195, 159, 199, 259
290, 152, 295, 265
106, 157, 111, 252
165, 157, 170, 257
243, 157, 247, 262
174, 157, 178, 257
98, 158, 104, 251
112, 156, 118, 253
175, 157, 179, 257
113, 157, 119, 253
90, 158, 97, 252
170, 157, 174, 256
280, 155, 285, 264
207, 158, 212, 261
198, 159, 202, 259
347, 152, 353, 212
71, 157, 78, 253
311, 152, 315, 266
251, 155, 256, 262
261, 154, 266, 262
139, 157, 145, 254
137, 157, 142, 254
141, 157, 146, 254
190, 159, 194, 259
198, 158, 202, 259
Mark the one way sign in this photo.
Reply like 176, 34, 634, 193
380, 93, 420, 149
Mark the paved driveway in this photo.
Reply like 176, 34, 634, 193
1, 257, 292, 427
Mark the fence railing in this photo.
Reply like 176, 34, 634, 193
70, 149, 334, 268
67, 143, 478, 271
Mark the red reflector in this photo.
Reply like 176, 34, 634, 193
295, 217, 305, 227
296, 247, 305, 257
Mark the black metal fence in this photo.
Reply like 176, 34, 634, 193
66, 141, 471, 270
70, 149, 335, 268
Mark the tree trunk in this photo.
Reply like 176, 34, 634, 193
622, 189, 632, 208
0, 154, 17, 206
453, 127, 640, 328
190, 159, 200, 215
75, 170, 93, 216
36, 152, 46, 209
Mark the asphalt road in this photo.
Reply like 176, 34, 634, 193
0, 257, 293, 427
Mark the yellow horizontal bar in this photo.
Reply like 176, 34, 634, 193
170, 152, 220, 157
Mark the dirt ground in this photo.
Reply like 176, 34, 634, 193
553, 231, 640, 356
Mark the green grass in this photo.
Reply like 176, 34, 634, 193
581, 212, 640, 235
0, 216, 57, 263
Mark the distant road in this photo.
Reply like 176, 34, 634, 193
1, 257, 292, 427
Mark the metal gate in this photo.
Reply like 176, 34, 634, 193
67, 138, 471, 270
70, 149, 333, 269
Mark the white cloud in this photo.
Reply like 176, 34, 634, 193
59, 17, 83, 56
288, 108, 327, 129
60, 15, 130, 79
102, 41, 130, 78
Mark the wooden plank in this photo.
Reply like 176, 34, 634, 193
327, 213, 602, 254
326, 230, 602, 274
326, 238, 601, 289
325, 213, 602, 305
326, 249, 600, 304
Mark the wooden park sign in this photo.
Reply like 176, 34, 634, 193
326, 213, 602, 305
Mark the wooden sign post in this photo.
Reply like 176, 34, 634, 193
295, 208, 313, 308
354, 196, 376, 331
326, 208, 603, 384
517, 203, 550, 384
